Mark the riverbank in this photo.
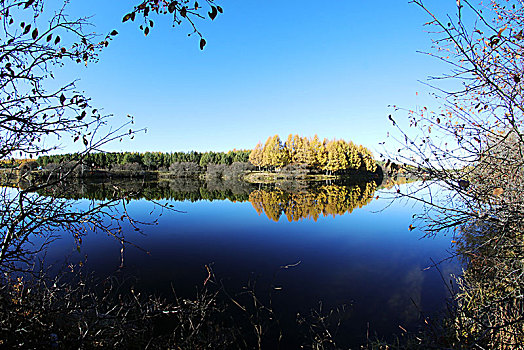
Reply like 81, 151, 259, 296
1, 164, 386, 185
242, 170, 382, 184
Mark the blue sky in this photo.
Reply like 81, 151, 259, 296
53, 0, 456, 155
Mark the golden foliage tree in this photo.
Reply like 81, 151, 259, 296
308, 135, 328, 170
324, 140, 348, 174
250, 133, 376, 175
261, 135, 289, 170
294, 135, 311, 164
248, 142, 264, 169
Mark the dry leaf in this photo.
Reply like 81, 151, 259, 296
493, 187, 504, 196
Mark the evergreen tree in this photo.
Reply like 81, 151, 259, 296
143, 152, 155, 170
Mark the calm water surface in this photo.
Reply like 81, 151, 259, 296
40, 180, 458, 347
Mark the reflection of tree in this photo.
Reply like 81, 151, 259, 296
248, 182, 377, 222
30, 178, 256, 203
30, 179, 377, 222
379, 176, 413, 190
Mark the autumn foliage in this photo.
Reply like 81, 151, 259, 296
249, 134, 377, 175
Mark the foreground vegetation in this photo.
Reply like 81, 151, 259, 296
382, 0, 524, 348
0, 261, 357, 349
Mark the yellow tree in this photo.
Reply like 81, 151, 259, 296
358, 145, 377, 172
294, 135, 311, 164
262, 134, 289, 170
261, 136, 273, 169
344, 141, 362, 171
308, 135, 328, 171
325, 139, 348, 174
285, 134, 297, 162
248, 142, 264, 169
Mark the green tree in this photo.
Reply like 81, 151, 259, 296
122, 152, 141, 165
199, 153, 212, 168
142, 152, 156, 170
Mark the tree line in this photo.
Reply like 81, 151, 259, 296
27, 134, 377, 177
35, 150, 251, 171
249, 134, 377, 174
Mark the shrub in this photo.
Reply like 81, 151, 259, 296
281, 163, 309, 178
206, 163, 227, 179
110, 163, 145, 177
18, 161, 39, 174
228, 161, 255, 175
168, 162, 202, 178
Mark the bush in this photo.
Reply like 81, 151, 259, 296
206, 163, 227, 179
281, 163, 309, 178
168, 162, 202, 178
110, 163, 145, 177
18, 161, 39, 174
228, 162, 255, 176
40, 161, 90, 178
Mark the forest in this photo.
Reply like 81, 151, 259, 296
35, 149, 251, 170
6, 134, 379, 180
250, 134, 377, 174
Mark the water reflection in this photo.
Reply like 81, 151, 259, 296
249, 182, 376, 222
10, 178, 458, 347
30, 178, 379, 222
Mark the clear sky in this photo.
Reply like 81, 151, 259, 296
52, 0, 456, 155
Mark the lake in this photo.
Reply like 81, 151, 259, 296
34, 178, 458, 347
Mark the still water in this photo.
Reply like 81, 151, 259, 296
39, 179, 458, 347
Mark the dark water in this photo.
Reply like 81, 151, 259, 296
37, 179, 458, 347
